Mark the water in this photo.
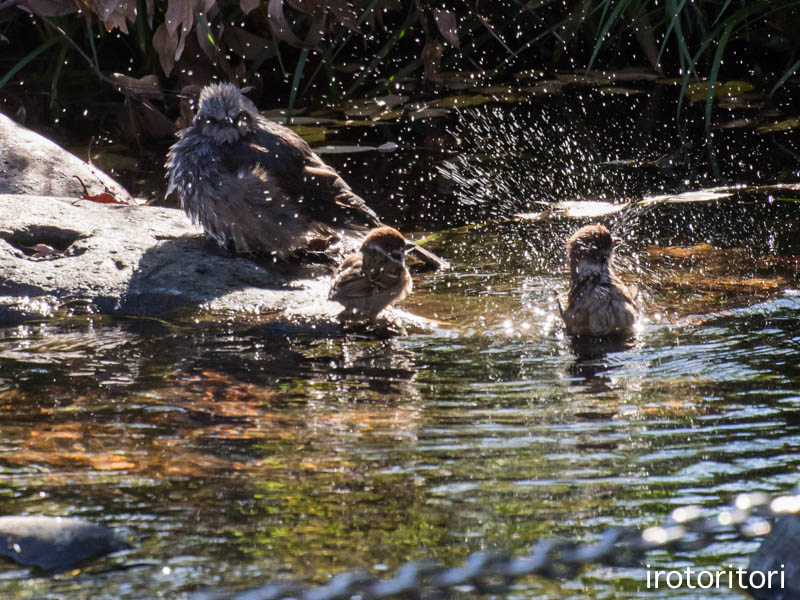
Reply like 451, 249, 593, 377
2, 87, 800, 598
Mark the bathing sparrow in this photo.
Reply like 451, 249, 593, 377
560, 224, 638, 336
329, 227, 414, 320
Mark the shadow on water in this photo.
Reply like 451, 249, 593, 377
1, 82, 800, 598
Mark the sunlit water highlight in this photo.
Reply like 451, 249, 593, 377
1, 212, 799, 598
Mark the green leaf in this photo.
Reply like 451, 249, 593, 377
287, 48, 309, 122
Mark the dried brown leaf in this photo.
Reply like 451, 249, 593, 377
153, 22, 177, 75
25, 0, 75, 17
31, 243, 58, 258
328, 0, 359, 32
286, 0, 324, 17
433, 9, 459, 48
88, 0, 137, 33
110, 73, 164, 99
240, 0, 261, 14
225, 22, 265, 59
268, 0, 317, 48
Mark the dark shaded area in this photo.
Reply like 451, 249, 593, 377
0, 225, 85, 256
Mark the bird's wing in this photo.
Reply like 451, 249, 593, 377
329, 255, 374, 301
227, 118, 381, 230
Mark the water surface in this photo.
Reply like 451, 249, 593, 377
2, 85, 800, 599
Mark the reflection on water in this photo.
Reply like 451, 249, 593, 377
3, 83, 800, 597
1, 210, 799, 598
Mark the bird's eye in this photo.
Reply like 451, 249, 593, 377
236, 111, 251, 126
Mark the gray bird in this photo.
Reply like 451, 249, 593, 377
165, 82, 446, 269
559, 224, 638, 336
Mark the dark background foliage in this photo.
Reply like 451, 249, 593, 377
1, 0, 799, 146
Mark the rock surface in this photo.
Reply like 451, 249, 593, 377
0, 194, 341, 325
0, 112, 133, 202
0, 515, 130, 571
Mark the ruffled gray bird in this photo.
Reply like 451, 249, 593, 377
560, 224, 638, 336
166, 82, 446, 269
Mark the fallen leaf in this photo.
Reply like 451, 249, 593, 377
30, 243, 59, 259
268, 0, 319, 48
288, 124, 328, 144
240, 0, 260, 14
429, 94, 489, 109
73, 176, 128, 205
756, 118, 800, 134
433, 9, 459, 48
314, 144, 375, 154
685, 80, 755, 104
26, 0, 75, 16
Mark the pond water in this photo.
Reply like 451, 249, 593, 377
2, 83, 800, 598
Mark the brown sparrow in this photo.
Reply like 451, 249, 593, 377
328, 227, 414, 320
560, 224, 638, 336
166, 82, 446, 269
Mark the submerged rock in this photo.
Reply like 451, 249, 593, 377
0, 515, 130, 571
747, 515, 800, 599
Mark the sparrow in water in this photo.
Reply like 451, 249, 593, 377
165, 82, 446, 269
329, 227, 414, 321
560, 224, 638, 336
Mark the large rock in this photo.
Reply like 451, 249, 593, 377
0, 194, 339, 325
0, 112, 133, 202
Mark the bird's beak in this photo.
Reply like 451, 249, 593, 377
404, 242, 417, 252
611, 236, 620, 247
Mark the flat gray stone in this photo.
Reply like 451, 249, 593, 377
0, 194, 342, 325
0, 112, 133, 202
0, 515, 130, 571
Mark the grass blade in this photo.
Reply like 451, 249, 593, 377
586, 0, 633, 71
287, 47, 309, 122
770, 56, 800, 96
704, 21, 733, 134
0, 36, 59, 89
